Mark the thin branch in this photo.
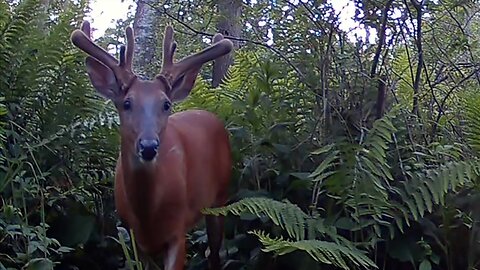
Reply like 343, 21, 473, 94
423, 61, 463, 141
370, 0, 394, 78
443, 4, 480, 85
410, 0, 424, 117
147, 1, 308, 83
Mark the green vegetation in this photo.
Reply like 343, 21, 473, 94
2, 0, 480, 269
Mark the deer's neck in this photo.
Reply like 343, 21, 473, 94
119, 139, 166, 221
118, 125, 186, 224
119, 133, 183, 223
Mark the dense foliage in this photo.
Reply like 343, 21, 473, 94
2, 0, 480, 269
0, 1, 122, 269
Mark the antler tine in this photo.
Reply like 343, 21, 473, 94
174, 38, 233, 75
81, 21, 91, 38
212, 33, 224, 43
71, 21, 137, 91
71, 29, 119, 69
162, 25, 176, 70
119, 26, 135, 69
119, 45, 127, 67
158, 26, 233, 82
125, 26, 134, 70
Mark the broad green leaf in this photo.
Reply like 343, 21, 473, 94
25, 258, 54, 270
419, 260, 432, 270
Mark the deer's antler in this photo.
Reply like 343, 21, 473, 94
70, 21, 136, 91
158, 25, 233, 85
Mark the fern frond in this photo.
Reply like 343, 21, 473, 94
0, 0, 41, 91
391, 48, 414, 109
250, 230, 377, 270
176, 50, 259, 121
203, 197, 308, 240
395, 160, 480, 221
311, 112, 478, 239
361, 114, 396, 182
309, 148, 340, 180
340, 113, 397, 223
0, 96, 6, 161
464, 91, 480, 154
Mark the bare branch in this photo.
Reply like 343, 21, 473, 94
145, 1, 308, 84
409, 0, 424, 117
370, 0, 394, 78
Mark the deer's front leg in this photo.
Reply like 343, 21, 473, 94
163, 235, 186, 270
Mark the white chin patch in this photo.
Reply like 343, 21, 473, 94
138, 153, 157, 164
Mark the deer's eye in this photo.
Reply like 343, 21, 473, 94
123, 99, 132, 111
163, 100, 171, 112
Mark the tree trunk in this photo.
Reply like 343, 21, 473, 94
212, 0, 241, 87
133, 0, 159, 79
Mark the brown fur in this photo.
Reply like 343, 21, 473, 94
71, 21, 233, 270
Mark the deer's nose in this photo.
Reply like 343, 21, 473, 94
138, 139, 159, 161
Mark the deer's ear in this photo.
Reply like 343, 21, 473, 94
85, 56, 121, 100
167, 67, 201, 102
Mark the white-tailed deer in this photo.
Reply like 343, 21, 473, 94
70, 21, 233, 270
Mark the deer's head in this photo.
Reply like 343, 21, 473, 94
71, 21, 233, 163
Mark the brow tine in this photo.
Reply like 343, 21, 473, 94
119, 45, 126, 67
71, 30, 119, 68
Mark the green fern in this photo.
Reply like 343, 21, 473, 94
203, 197, 308, 240
312, 113, 397, 223
353, 114, 480, 232
0, 1, 121, 267
391, 49, 414, 109
394, 160, 480, 225
309, 109, 480, 241
176, 50, 258, 120
0, 0, 41, 92
464, 91, 480, 154
0, 96, 6, 162
204, 197, 378, 268
251, 230, 377, 270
